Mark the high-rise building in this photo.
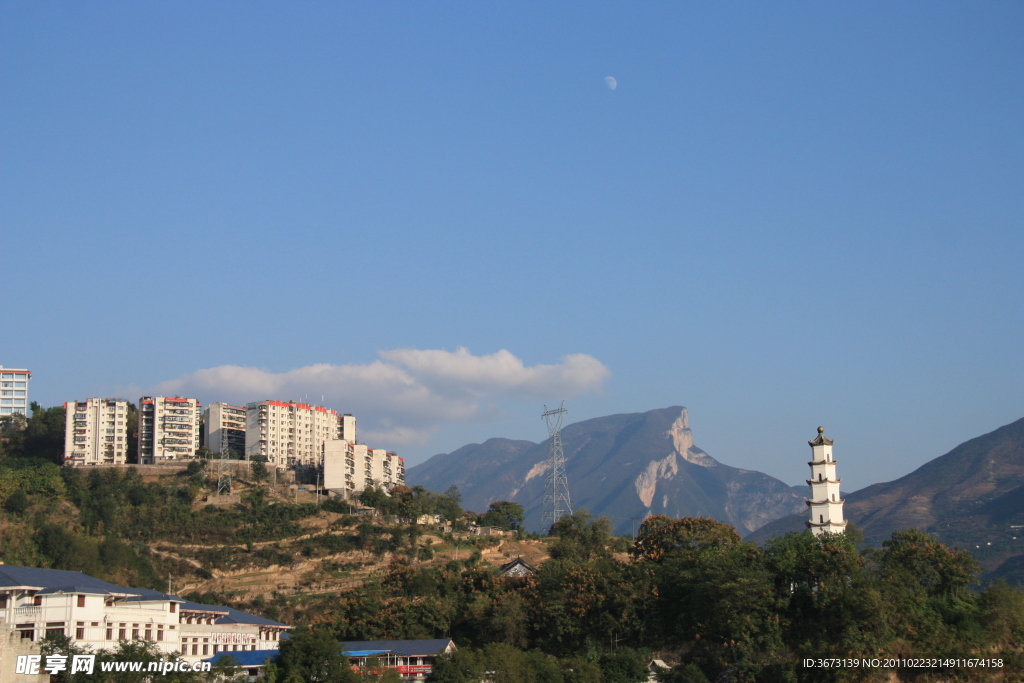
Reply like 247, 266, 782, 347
806, 426, 847, 536
0, 366, 31, 417
203, 402, 247, 457
323, 441, 405, 495
245, 401, 342, 467
138, 397, 202, 464
63, 398, 130, 465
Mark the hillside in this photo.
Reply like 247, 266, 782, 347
408, 406, 805, 535
747, 416, 1024, 578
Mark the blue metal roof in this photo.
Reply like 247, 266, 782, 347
0, 566, 137, 596
204, 650, 280, 667
0, 565, 285, 628
217, 605, 288, 627
180, 601, 287, 627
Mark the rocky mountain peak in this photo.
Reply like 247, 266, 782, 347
407, 406, 805, 534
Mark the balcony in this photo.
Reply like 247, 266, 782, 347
15, 606, 41, 617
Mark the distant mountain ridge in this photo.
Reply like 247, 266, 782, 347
407, 407, 805, 535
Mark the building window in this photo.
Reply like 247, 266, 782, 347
33, 596, 42, 606
192, 644, 198, 656
119, 629, 126, 640
0, 597, 6, 609
76, 628, 85, 639
170, 603, 176, 613
78, 595, 86, 607
819, 515, 824, 524
106, 628, 113, 640
145, 629, 152, 640
157, 629, 164, 641
203, 645, 209, 655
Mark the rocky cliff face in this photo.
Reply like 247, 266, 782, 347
408, 406, 805, 535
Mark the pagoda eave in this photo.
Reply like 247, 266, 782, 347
805, 520, 848, 528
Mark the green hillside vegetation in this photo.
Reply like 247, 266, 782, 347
4, 406, 1024, 682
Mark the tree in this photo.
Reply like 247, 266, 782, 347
658, 663, 710, 683
3, 488, 29, 514
481, 501, 525, 531
548, 510, 613, 562
631, 515, 740, 562
251, 456, 269, 483
426, 651, 481, 683
2, 403, 66, 464
436, 485, 463, 523
876, 529, 980, 599
277, 626, 357, 683
243, 487, 268, 511
598, 647, 648, 683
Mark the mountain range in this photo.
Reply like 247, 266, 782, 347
407, 406, 805, 535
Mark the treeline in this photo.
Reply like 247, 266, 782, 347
289, 513, 1024, 683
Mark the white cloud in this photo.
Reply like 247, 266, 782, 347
149, 348, 609, 450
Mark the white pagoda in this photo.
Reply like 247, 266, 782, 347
806, 426, 847, 536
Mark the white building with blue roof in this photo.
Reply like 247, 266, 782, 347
0, 563, 289, 671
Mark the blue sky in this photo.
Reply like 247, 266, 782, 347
2, 2, 1022, 491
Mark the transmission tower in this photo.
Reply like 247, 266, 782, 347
542, 401, 572, 529
217, 426, 231, 496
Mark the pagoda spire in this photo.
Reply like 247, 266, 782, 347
806, 426, 847, 536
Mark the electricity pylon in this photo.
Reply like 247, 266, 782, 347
542, 401, 572, 529
218, 426, 231, 495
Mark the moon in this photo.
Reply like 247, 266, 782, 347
604, 76, 617, 90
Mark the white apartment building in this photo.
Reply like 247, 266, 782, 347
138, 397, 202, 464
63, 399, 130, 466
324, 441, 405, 495
0, 367, 31, 417
245, 401, 342, 467
0, 565, 289, 668
203, 403, 247, 457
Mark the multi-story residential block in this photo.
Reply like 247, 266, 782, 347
0, 366, 31, 417
138, 397, 202, 464
246, 401, 342, 467
63, 398, 130, 466
202, 403, 247, 457
324, 441, 405, 495
0, 564, 289, 669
